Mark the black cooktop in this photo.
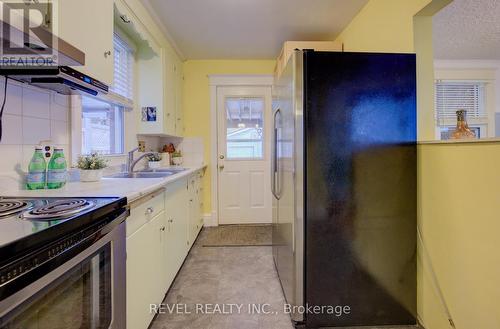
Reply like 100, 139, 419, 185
0, 196, 127, 266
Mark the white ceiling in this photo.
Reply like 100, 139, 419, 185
142, 0, 368, 59
433, 0, 500, 60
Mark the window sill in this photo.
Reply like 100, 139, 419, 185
103, 154, 127, 158
419, 137, 500, 145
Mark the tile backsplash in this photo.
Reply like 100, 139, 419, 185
0, 79, 71, 179
177, 137, 204, 166
0, 77, 204, 183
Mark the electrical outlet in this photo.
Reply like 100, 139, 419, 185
138, 141, 146, 152
39, 140, 53, 159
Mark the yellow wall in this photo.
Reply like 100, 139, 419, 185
334, 0, 432, 53
414, 14, 437, 141
418, 143, 500, 329
182, 60, 276, 214
335, 0, 500, 328
334, 0, 440, 140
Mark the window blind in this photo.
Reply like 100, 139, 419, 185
111, 33, 134, 101
435, 82, 486, 123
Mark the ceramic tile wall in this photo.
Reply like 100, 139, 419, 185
154, 136, 204, 167
177, 137, 204, 166
0, 79, 71, 179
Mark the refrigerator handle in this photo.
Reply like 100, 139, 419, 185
271, 108, 281, 200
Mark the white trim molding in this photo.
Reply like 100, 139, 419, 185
209, 75, 274, 87
209, 74, 273, 226
434, 59, 500, 70
203, 213, 217, 227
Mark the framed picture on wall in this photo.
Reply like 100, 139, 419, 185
142, 107, 157, 122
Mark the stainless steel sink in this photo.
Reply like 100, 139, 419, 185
141, 167, 187, 174
104, 172, 174, 179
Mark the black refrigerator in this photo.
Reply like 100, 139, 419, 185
271, 51, 417, 328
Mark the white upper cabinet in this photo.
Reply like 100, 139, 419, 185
162, 48, 177, 135
175, 58, 184, 136
57, 0, 184, 136
137, 44, 165, 135
57, 0, 114, 85
136, 42, 183, 137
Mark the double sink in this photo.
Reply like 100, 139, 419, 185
105, 167, 187, 179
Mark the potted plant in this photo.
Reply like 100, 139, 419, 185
77, 153, 108, 182
171, 151, 183, 166
146, 153, 162, 169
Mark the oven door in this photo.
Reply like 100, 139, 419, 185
0, 213, 126, 329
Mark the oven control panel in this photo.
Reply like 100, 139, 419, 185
0, 218, 111, 288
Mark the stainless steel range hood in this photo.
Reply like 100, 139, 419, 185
0, 66, 109, 96
0, 2, 85, 66
0, 2, 111, 96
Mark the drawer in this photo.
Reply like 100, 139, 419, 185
127, 189, 165, 237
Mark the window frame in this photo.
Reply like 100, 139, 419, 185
70, 27, 137, 164
433, 64, 498, 140
111, 29, 136, 103
224, 96, 266, 161
81, 98, 125, 156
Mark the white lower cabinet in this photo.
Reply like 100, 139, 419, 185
126, 191, 166, 329
188, 172, 204, 247
126, 173, 204, 329
163, 178, 190, 289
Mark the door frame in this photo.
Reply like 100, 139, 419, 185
208, 75, 274, 226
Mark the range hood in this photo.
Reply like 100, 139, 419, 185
0, 66, 108, 96
0, 4, 108, 96
0, 3, 85, 66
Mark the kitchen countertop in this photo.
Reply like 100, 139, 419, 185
1, 165, 206, 203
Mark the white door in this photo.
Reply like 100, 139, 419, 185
217, 86, 272, 224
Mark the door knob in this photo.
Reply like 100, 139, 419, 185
219, 155, 225, 159
219, 164, 224, 170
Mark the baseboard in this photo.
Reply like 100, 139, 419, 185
203, 212, 218, 227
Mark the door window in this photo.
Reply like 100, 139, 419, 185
225, 97, 265, 159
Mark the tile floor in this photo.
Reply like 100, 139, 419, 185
150, 226, 422, 329
150, 227, 294, 329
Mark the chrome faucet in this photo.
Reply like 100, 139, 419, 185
126, 147, 158, 173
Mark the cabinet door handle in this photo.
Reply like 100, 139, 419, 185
160, 226, 166, 232
168, 219, 173, 223
104, 50, 111, 58
145, 207, 154, 215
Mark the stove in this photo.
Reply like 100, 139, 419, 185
0, 198, 97, 220
22, 199, 96, 220
0, 200, 34, 218
0, 196, 127, 263
0, 196, 128, 328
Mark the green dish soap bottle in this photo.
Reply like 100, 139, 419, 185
26, 148, 47, 190
47, 148, 67, 189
